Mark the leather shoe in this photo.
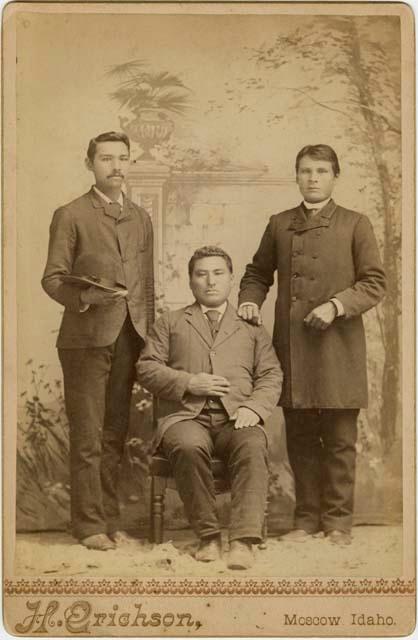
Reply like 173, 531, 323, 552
326, 529, 352, 546
227, 539, 254, 570
195, 536, 222, 562
280, 529, 312, 542
109, 530, 137, 545
80, 533, 116, 551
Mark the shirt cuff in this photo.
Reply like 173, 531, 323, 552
330, 297, 344, 317
238, 302, 259, 311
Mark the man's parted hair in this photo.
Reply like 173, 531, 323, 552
188, 246, 233, 277
295, 144, 340, 177
86, 131, 130, 162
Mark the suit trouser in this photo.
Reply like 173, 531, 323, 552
58, 315, 143, 540
162, 412, 269, 543
283, 408, 359, 534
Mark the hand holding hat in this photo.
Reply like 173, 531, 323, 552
79, 286, 127, 307
63, 254, 128, 307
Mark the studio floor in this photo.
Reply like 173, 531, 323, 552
14, 525, 402, 578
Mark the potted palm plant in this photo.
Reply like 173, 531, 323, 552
107, 60, 192, 160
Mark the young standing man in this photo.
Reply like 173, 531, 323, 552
42, 131, 154, 550
238, 144, 386, 545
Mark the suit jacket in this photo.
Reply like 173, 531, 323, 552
42, 188, 154, 348
136, 302, 282, 450
238, 199, 386, 409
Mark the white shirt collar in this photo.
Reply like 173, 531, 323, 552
93, 185, 124, 206
200, 301, 228, 319
303, 197, 331, 211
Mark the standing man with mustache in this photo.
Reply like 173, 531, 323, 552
238, 144, 385, 546
42, 131, 154, 550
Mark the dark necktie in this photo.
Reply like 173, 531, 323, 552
205, 310, 220, 339
305, 207, 318, 218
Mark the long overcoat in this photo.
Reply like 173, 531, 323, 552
238, 199, 386, 409
137, 302, 282, 451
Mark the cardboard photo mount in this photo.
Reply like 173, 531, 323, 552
2, 2, 415, 636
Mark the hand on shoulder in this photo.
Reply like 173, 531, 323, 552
238, 303, 262, 326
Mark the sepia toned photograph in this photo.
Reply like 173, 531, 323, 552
2, 1, 415, 636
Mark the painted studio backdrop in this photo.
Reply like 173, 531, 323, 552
16, 12, 401, 534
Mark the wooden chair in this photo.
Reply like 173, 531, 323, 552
149, 453, 268, 548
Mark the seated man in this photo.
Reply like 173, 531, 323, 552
137, 246, 281, 569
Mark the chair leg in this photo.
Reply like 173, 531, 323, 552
258, 499, 269, 550
150, 476, 166, 544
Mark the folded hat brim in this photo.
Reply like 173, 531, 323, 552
62, 275, 128, 294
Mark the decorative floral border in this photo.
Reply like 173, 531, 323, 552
4, 577, 415, 597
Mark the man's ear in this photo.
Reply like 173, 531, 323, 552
85, 157, 93, 172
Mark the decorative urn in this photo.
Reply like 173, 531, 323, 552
119, 110, 175, 161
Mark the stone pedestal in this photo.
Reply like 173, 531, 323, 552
126, 161, 171, 301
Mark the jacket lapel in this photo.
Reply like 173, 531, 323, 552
212, 302, 241, 348
184, 302, 241, 349
185, 303, 213, 348
89, 187, 105, 210
118, 195, 133, 222
288, 199, 337, 232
